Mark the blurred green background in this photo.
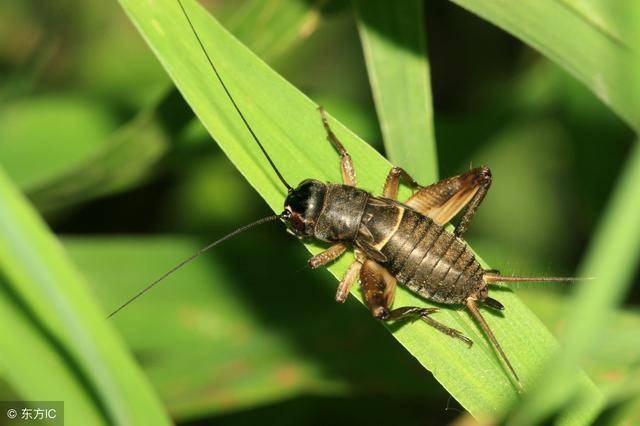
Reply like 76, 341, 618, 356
1, 0, 639, 424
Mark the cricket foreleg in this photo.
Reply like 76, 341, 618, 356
383, 167, 420, 200
385, 307, 473, 347
308, 243, 347, 269
318, 106, 357, 186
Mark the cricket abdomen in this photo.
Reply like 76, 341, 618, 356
357, 198, 483, 304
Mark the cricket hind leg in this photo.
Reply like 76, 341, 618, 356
466, 297, 523, 391
453, 167, 492, 237
318, 106, 357, 186
359, 259, 472, 347
385, 307, 473, 347
359, 259, 397, 316
403, 166, 492, 238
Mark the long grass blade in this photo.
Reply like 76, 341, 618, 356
0, 278, 105, 425
354, 0, 438, 182
507, 141, 640, 424
449, 0, 640, 132
0, 167, 169, 425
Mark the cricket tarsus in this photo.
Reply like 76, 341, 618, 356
107, 214, 283, 319
176, 0, 292, 192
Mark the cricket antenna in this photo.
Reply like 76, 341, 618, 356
107, 213, 285, 319
176, 0, 292, 192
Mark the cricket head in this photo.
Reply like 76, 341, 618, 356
283, 179, 327, 237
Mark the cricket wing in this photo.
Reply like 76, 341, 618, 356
405, 167, 488, 225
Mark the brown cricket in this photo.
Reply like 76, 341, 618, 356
281, 112, 579, 390
109, 0, 581, 390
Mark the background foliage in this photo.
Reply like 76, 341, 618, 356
0, 0, 639, 424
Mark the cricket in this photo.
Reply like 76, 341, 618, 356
108, 0, 583, 391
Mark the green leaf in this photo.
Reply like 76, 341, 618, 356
0, 277, 104, 425
25, 95, 174, 213
16, 0, 322, 214
0, 96, 116, 190
225, 0, 324, 63
596, 390, 640, 426
558, 0, 636, 50
66, 236, 442, 420
118, 0, 599, 420
0, 167, 169, 425
354, 0, 438, 181
519, 291, 640, 391
448, 0, 640, 132
507, 142, 640, 424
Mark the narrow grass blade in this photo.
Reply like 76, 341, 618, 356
26, 95, 173, 213
0, 168, 169, 425
448, 0, 640, 132
119, 0, 600, 420
0, 279, 105, 425
0, 97, 117, 190
507, 142, 640, 424
354, 0, 438, 182
520, 291, 640, 391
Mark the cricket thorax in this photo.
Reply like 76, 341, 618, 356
312, 184, 370, 242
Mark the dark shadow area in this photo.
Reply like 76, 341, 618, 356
353, 0, 427, 58
52, 174, 173, 234
592, 396, 640, 425
183, 393, 462, 426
